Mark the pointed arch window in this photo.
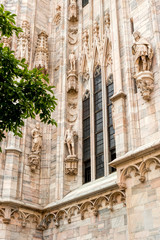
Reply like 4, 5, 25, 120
82, 0, 89, 8
82, 68, 116, 183
94, 66, 104, 179
83, 90, 91, 183
107, 74, 116, 173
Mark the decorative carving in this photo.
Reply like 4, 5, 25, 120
136, 71, 154, 100
119, 157, 160, 187
67, 72, 78, 93
83, 29, 89, 54
132, 31, 154, 100
28, 122, 42, 172
104, 11, 110, 34
54, 5, 61, 25
16, 20, 30, 63
0, 207, 41, 228
28, 153, 40, 172
34, 31, 48, 74
2, 36, 12, 48
41, 190, 126, 229
68, 0, 78, 22
83, 89, 90, 100
82, 71, 90, 82
93, 21, 100, 43
67, 102, 78, 123
68, 27, 78, 45
65, 155, 78, 175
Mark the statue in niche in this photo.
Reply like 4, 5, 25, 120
68, 0, 78, 22
64, 125, 77, 156
69, 50, 76, 71
132, 31, 154, 101
31, 122, 42, 153
132, 31, 153, 74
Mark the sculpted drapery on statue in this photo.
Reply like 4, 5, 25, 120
132, 31, 154, 101
28, 122, 42, 172
31, 122, 42, 153
132, 31, 153, 74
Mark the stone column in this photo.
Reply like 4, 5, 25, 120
119, 0, 141, 151
2, 133, 21, 199
110, 0, 127, 157
55, 0, 69, 200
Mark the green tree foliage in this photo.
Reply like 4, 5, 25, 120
0, 4, 57, 144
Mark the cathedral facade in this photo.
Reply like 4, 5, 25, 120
0, 0, 160, 239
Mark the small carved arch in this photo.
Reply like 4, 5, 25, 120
55, 210, 68, 227
80, 201, 94, 220
94, 196, 109, 210
102, 37, 112, 67
10, 209, 25, 220
93, 47, 101, 71
120, 165, 140, 185
25, 213, 40, 224
94, 64, 101, 78
67, 205, 80, 223
139, 157, 160, 182
106, 73, 113, 86
109, 191, 125, 204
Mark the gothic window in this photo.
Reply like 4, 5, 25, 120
82, 0, 89, 8
82, 68, 116, 183
94, 66, 104, 179
107, 74, 116, 173
83, 91, 91, 183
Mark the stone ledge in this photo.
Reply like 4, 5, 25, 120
5, 147, 22, 154
110, 139, 160, 168
110, 91, 126, 102
0, 173, 117, 213
44, 172, 117, 211
0, 198, 43, 212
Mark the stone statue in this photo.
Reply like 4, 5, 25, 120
31, 122, 42, 153
68, 0, 77, 21
132, 31, 153, 74
64, 125, 77, 156
69, 50, 76, 71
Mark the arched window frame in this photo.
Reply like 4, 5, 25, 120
82, 66, 116, 183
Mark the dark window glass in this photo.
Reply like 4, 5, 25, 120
83, 96, 91, 183
107, 75, 116, 173
94, 66, 104, 179
82, 0, 89, 8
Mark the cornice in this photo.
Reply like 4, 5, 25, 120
110, 91, 126, 102
110, 139, 160, 168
